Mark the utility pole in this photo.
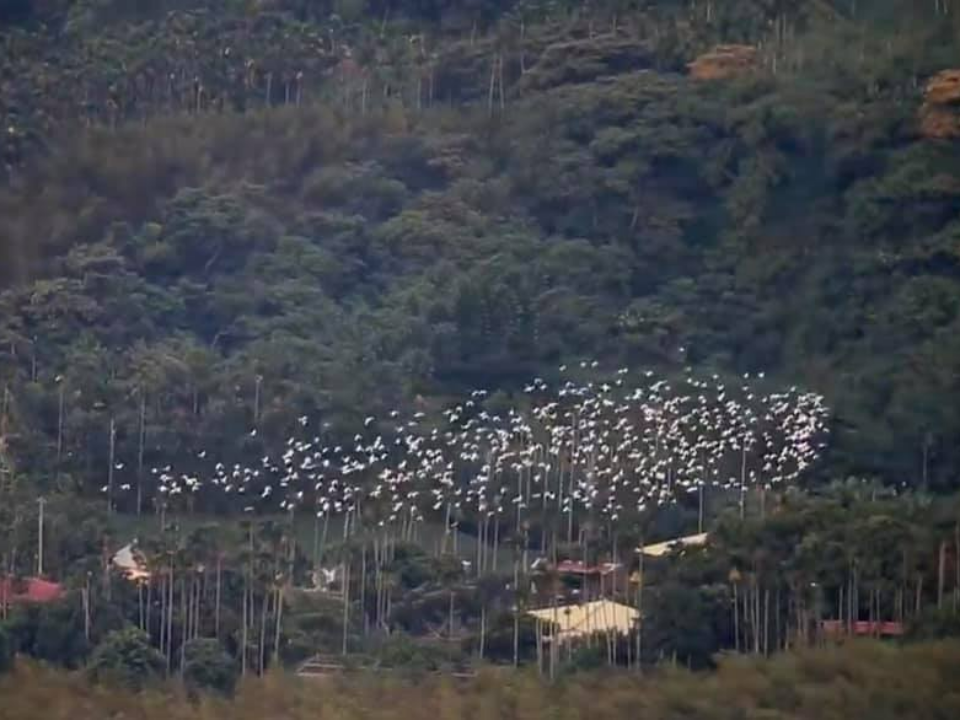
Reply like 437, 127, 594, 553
37, 496, 46, 577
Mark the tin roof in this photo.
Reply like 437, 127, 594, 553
528, 600, 639, 642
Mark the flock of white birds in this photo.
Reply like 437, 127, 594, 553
123, 365, 829, 545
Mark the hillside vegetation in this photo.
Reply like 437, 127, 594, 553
2, 0, 960, 705
0, 0, 958, 495
3, 641, 960, 720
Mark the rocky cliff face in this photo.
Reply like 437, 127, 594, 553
919, 70, 960, 139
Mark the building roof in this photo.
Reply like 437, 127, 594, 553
0, 577, 65, 604
555, 560, 623, 576
639, 532, 709, 557
112, 543, 151, 582
528, 600, 639, 642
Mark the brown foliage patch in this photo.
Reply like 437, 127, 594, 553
687, 45, 758, 81
919, 70, 960, 139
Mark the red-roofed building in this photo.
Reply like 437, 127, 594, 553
0, 577, 65, 606
819, 620, 904, 638
555, 560, 622, 577
531, 559, 628, 601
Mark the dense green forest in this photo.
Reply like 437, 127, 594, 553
2, 0, 960, 711
1, 0, 959, 491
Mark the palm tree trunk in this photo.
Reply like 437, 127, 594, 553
146, 579, 153, 642
915, 573, 924, 617
535, 618, 543, 676
258, 585, 269, 674
360, 542, 368, 636
479, 604, 486, 660
512, 556, 520, 667
763, 588, 770, 655
215, 554, 222, 638
954, 522, 960, 612
273, 585, 284, 665
448, 588, 455, 638
138, 582, 145, 631
938, 539, 947, 609
637, 542, 644, 669
167, 559, 175, 673
341, 562, 351, 655
180, 576, 188, 674
241, 580, 248, 675
733, 581, 740, 652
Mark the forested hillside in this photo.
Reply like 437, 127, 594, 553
0, 0, 958, 496
2, 0, 960, 703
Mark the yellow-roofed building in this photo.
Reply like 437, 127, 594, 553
527, 600, 639, 644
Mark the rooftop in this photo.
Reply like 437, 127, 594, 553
0, 577, 65, 604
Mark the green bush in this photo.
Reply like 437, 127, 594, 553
87, 627, 165, 690
0, 623, 14, 674
907, 608, 960, 641
182, 638, 238, 696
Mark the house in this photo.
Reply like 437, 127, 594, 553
638, 532, 709, 558
551, 560, 628, 600
820, 620, 905, 638
528, 600, 639, 645
0, 577, 64, 605
112, 542, 151, 582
